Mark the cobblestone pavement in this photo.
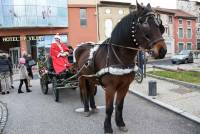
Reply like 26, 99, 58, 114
0, 101, 8, 134
0, 79, 200, 134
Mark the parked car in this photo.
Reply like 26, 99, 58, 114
171, 50, 194, 64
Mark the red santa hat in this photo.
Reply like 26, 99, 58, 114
54, 33, 61, 40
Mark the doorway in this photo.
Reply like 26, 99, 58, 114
9, 47, 20, 66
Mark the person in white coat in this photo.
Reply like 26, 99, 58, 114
18, 58, 32, 94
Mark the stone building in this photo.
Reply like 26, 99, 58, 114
177, 0, 200, 50
154, 8, 175, 54
96, 0, 133, 42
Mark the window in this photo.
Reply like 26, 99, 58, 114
118, 9, 124, 15
0, 0, 68, 27
168, 16, 172, 23
80, 8, 87, 27
187, 28, 192, 38
198, 13, 200, 23
178, 28, 183, 38
105, 19, 112, 38
197, 39, 200, 50
187, 20, 191, 26
178, 43, 184, 52
157, 14, 160, 19
165, 27, 169, 35
179, 19, 183, 25
186, 43, 192, 50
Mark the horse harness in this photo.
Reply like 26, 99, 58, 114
77, 11, 164, 80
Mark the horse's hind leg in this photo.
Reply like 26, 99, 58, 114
79, 76, 90, 116
104, 87, 115, 134
115, 85, 129, 132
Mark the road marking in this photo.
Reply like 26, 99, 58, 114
75, 105, 106, 112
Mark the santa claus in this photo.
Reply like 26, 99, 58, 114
50, 33, 72, 74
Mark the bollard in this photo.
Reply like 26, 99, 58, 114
148, 80, 157, 96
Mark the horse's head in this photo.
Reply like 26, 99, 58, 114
133, 2, 167, 59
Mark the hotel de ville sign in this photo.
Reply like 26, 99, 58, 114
2, 36, 44, 42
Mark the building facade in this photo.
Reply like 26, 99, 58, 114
155, 7, 196, 53
97, 0, 132, 42
154, 8, 175, 54
0, 0, 68, 65
177, 0, 200, 50
68, 0, 97, 47
173, 9, 196, 53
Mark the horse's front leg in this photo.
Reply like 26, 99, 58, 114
115, 85, 129, 132
104, 88, 115, 134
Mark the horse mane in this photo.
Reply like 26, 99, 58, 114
110, 6, 153, 46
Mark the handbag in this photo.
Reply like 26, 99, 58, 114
28, 59, 36, 66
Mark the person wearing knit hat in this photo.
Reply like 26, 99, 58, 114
18, 57, 32, 93
50, 33, 72, 74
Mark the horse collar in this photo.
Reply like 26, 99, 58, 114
131, 21, 138, 46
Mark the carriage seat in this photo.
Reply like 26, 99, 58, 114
47, 56, 54, 72
47, 55, 74, 74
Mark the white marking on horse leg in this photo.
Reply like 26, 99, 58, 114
75, 105, 106, 112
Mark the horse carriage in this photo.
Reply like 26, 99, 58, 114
38, 47, 78, 102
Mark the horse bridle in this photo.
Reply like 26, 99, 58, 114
131, 11, 164, 49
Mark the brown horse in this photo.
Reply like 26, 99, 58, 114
74, 2, 167, 134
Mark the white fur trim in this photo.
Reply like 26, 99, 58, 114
57, 53, 61, 57
96, 66, 138, 76
89, 45, 99, 59
54, 35, 61, 40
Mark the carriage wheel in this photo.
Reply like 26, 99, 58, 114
52, 77, 59, 102
40, 76, 48, 94
135, 68, 143, 83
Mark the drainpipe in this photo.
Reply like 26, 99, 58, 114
96, 0, 100, 42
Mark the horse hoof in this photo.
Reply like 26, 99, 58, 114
118, 126, 128, 132
91, 108, 99, 114
82, 111, 90, 117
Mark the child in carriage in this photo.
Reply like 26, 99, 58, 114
50, 33, 72, 74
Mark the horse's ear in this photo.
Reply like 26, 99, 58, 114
147, 3, 151, 9
136, 0, 143, 12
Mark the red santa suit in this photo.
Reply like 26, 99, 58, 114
50, 42, 72, 74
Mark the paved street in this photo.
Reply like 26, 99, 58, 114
0, 79, 200, 134
147, 58, 200, 72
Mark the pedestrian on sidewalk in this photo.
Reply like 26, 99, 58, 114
0, 51, 12, 95
23, 53, 34, 87
18, 57, 32, 94
8, 55, 14, 89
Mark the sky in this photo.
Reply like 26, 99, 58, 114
111, 0, 200, 9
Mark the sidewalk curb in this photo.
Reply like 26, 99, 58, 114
0, 101, 8, 134
147, 74, 200, 90
129, 90, 200, 124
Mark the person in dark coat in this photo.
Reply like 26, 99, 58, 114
0, 51, 12, 95
23, 53, 33, 87
8, 55, 14, 89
